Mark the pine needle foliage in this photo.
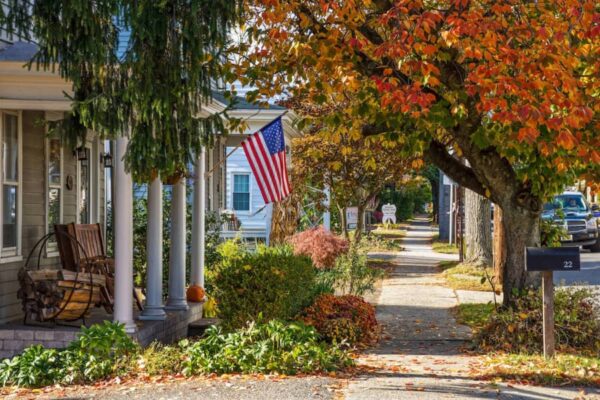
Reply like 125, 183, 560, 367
0, 0, 243, 181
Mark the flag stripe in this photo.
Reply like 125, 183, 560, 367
242, 140, 271, 203
249, 135, 278, 201
241, 117, 291, 205
245, 137, 276, 203
255, 135, 282, 200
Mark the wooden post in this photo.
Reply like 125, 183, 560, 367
542, 271, 555, 358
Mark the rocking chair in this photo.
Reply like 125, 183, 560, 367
55, 223, 144, 312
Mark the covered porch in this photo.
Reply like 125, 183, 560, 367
0, 44, 220, 357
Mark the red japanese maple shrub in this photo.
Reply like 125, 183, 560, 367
288, 226, 349, 269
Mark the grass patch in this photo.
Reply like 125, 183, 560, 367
440, 262, 496, 292
476, 353, 600, 387
371, 227, 406, 239
453, 303, 494, 331
431, 240, 459, 254
359, 232, 404, 253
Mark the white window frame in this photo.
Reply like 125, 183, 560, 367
76, 138, 99, 224
0, 110, 23, 263
45, 136, 64, 257
231, 172, 252, 213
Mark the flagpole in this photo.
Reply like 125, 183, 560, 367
204, 111, 288, 178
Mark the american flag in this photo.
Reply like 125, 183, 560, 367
242, 117, 291, 204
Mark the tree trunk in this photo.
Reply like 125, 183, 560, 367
493, 205, 506, 286
355, 204, 365, 242
340, 206, 349, 239
464, 189, 492, 267
500, 206, 540, 306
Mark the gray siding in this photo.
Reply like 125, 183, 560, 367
0, 110, 101, 324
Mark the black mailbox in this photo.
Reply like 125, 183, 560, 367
525, 247, 580, 272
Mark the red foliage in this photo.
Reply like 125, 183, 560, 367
287, 226, 349, 269
301, 294, 378, 345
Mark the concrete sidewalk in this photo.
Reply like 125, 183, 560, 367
344, 217, 598, 400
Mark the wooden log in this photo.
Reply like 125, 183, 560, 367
60, 270, 106, 286
61, 288, 101, 304
27, 269, 62, 281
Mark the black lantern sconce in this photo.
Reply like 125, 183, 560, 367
100, 152, 113, 168
74, 146, 87, 161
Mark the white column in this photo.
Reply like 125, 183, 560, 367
139, 177, 167, 320
323, 187, 331, 231
113, 137, 137, 333
165, 177, 189, 310
191, 147, 206, 288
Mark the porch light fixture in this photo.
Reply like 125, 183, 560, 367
74, 146, 87, 161
100, 152, 113, 168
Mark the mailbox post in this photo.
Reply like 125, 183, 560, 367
525, 247, 580, 358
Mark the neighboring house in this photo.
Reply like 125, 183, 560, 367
221, 100, 300, 242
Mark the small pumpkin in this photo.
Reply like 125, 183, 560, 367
186, 284, 205, 303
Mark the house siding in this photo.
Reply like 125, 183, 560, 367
0, 110, 101, 324
225, 147, 269, 233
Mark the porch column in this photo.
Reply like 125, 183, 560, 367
113, 137, 137, 333
139, 177, 167, 320
191, 147, 206, 288
165, 177, 189, 310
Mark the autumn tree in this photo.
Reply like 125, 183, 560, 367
238, 0, 600, 305
292, 131, 418, 241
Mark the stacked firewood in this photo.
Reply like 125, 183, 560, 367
18, 269, 105, 322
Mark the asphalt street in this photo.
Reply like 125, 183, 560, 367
554, 251, 600, 286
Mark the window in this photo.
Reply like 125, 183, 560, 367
0, 111, 22, 259
232, 174, 250, 211
46, 138, 63, 252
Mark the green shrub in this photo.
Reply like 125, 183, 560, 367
182, 320, 352, 375
301, 294, 379, 346
476, 287, 600, 354
0, 346, 64, 387
212, 243, 316, 329
63, 321, 138, 383
0, 321, 138, 388
315, 246, 383, 297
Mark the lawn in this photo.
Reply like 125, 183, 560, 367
431, 235, 459, 254
455, 301, 600, 387
475, 353, 600, 387
439, 261, 497, 292
453, 302, 495, 331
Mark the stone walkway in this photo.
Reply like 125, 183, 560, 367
344, 217, 599, 400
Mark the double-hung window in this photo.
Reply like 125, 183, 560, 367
232, 174, 250, 211
0, 111, 22, 261
46, 137, 63, 254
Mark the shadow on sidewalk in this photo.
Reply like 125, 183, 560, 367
350, 369, 572, 400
